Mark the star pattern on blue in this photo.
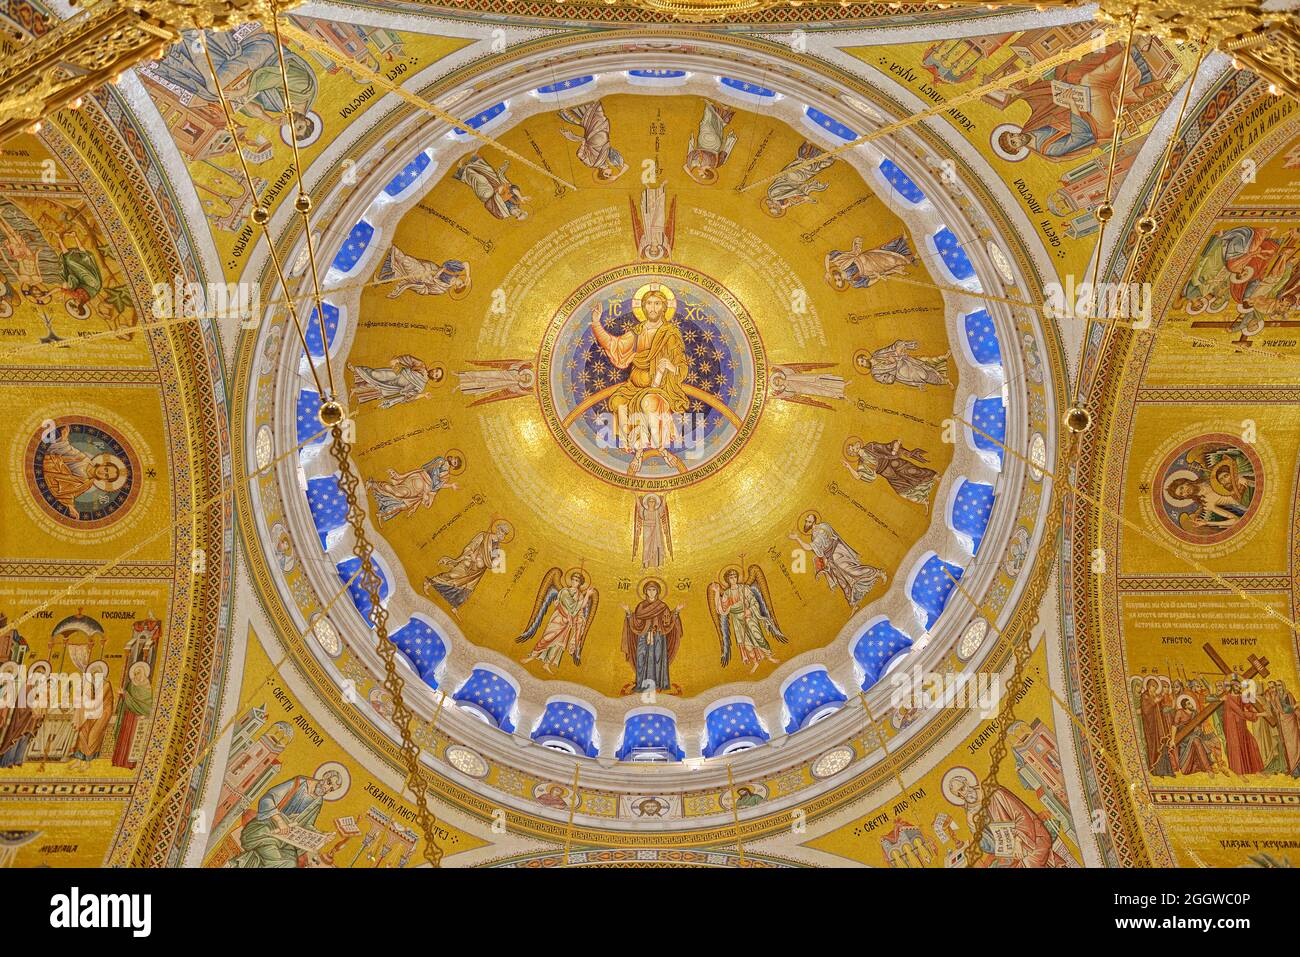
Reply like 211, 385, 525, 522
783, 670, 847, 734
336, 557, 390, 629
390, 618, 446, 689
568, 300, 737, 441
531, 700, 600, 757
854, 620, 914, 691
963, 309, 1002, 366
536, 76, 594, 94
452, 102, 506, 137
305, 475, 348, 551
703, 700, 769, 758
330, 219, 374, 274
304, 301, 340, 358
879, 158, 926, 204
720, 77, 775, 97
805, 106, 857, 142
970, 396, 1007, 467
911, 555, 963, 631
932, 227, 976, 282
616, 712, 684, 762
952, 479, 995, 556
295, 389, 327, 448
383, 152, 431, 198
453, 668, 517, 732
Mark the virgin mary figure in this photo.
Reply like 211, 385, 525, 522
621, 580, 682, 693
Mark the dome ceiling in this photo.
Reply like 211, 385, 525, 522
336, 91, 962, 704
2, 0, 1298, 872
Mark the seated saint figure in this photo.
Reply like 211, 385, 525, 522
589, 285, 690, 473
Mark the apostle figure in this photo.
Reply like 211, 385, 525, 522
765, 142, 834, 216
230, 770, 344, 868
789, 511, 886, 607
590, 285, 690, 468
843, 438, 938, 506
70, 661, 114, 771
992, 42, 1163, 163
683, 101, 737, 185
112, 661, 152, 770
863, 340, 952, 390
349, 354, 438, 408
1219, 678, 1265, 774
621, 580, 683, 694
423, 520, 512, 613
0, 670, 42, 767
946, 772, 1070, 868
149, 28, 320, 144
516, 568, 599, 672
375, 245, 470, 299
366, 452, 462, 521
558, 100, 627, 181
825, 236, 916, 291
453, 154, 529, 221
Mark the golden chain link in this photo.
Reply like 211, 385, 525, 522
327, 424, 445, 866
965, 491, 1064, 866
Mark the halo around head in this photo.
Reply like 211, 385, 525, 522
941, 765, 977, 805
637, 576, 667, 600
990, 123, 1030, 162
314, 760, 351, 799
632, 282, 677, 324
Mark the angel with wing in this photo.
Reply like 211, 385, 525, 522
633, 492, 672, 569
770, 362, 846, 410
516, 568, 599, 672
453, 359, 536, 407
708, 565, 786, 671
630, 184, 676, 261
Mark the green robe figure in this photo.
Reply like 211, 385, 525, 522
231, 771, 342, 868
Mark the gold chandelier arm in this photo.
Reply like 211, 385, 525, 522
0, 0, 302, 145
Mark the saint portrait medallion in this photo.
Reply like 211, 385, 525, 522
24, 416, 141, 529
1152, 433, 1263, 545
536, 263, 766, 491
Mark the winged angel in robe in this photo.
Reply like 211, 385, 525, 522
633, 492, 672, 569
630, 185, 676, 261
707, 565, 786, 671
453, 359, 535, 407
515, 568, 599, 672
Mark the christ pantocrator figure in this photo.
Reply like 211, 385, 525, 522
589, 283, 690, 474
